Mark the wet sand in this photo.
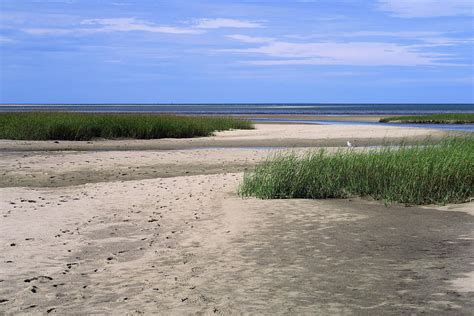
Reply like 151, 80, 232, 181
237, 114, 384, 122
0, 123, 447, 152
1, 123, 472, 314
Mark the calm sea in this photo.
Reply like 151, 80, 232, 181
1, 103, 473, 115
1, 103, 473, 132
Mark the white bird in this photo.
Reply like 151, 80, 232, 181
347, 141, 353, 148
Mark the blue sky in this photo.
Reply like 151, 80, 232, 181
0, 0, 473, 103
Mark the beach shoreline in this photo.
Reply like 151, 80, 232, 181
1, 123, 472, 314
0, 123, 450, 152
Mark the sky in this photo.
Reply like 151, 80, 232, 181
0, 0, 473, 103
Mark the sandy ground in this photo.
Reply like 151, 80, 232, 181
1, 124, 473, 314
0, 123, 447, 152
236, 114, 384, 122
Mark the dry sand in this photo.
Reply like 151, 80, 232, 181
0, 124, 472, 314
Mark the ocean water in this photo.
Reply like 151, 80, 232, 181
1, 103, 473, 115
1, 103, 473, 132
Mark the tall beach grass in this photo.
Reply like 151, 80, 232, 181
239, 137, 474, 205
0, 112, 253, 141
380, 113, 474, 124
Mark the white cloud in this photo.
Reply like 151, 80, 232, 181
21, 17, 263, 37
23, 18, 202, 36
379, 76, 474, 84
222, 41, 454, 66
23, 28, 75, 35
285, 31, 451, 42
346, 31, 445, 38
111, 2, 132, 6
344, 31, 473, 46
321, 71, 375, 77
0, 35, 15, 43
413, 37, 474, 47
81, 18, 202, 34
378, 0, 474, 18
226, 34, 274, 43
193, 18, 264, 29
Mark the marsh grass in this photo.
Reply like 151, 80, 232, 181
380, 114, 474, 124
239, 137, 474, 205
0, 112, 253, 141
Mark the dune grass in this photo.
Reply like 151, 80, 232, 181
239, 137, 474, 205
380, 114, 474, 124
0, 112, 253, 141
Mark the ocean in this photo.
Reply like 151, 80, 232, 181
1, 103, 473, 132
1, 103, 473, 115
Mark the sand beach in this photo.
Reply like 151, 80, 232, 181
1, 123, 473, 314
2, 0, 473, 312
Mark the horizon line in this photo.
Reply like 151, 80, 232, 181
1, 103, 473, 106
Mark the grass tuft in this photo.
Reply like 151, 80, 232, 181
239, 137, 474, 205
0, 112, 253, 141
380, 114, 474, 124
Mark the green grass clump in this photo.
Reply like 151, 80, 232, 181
239, 137, 474, 205
0, 112, 253, 141
380, 113, 474, 124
